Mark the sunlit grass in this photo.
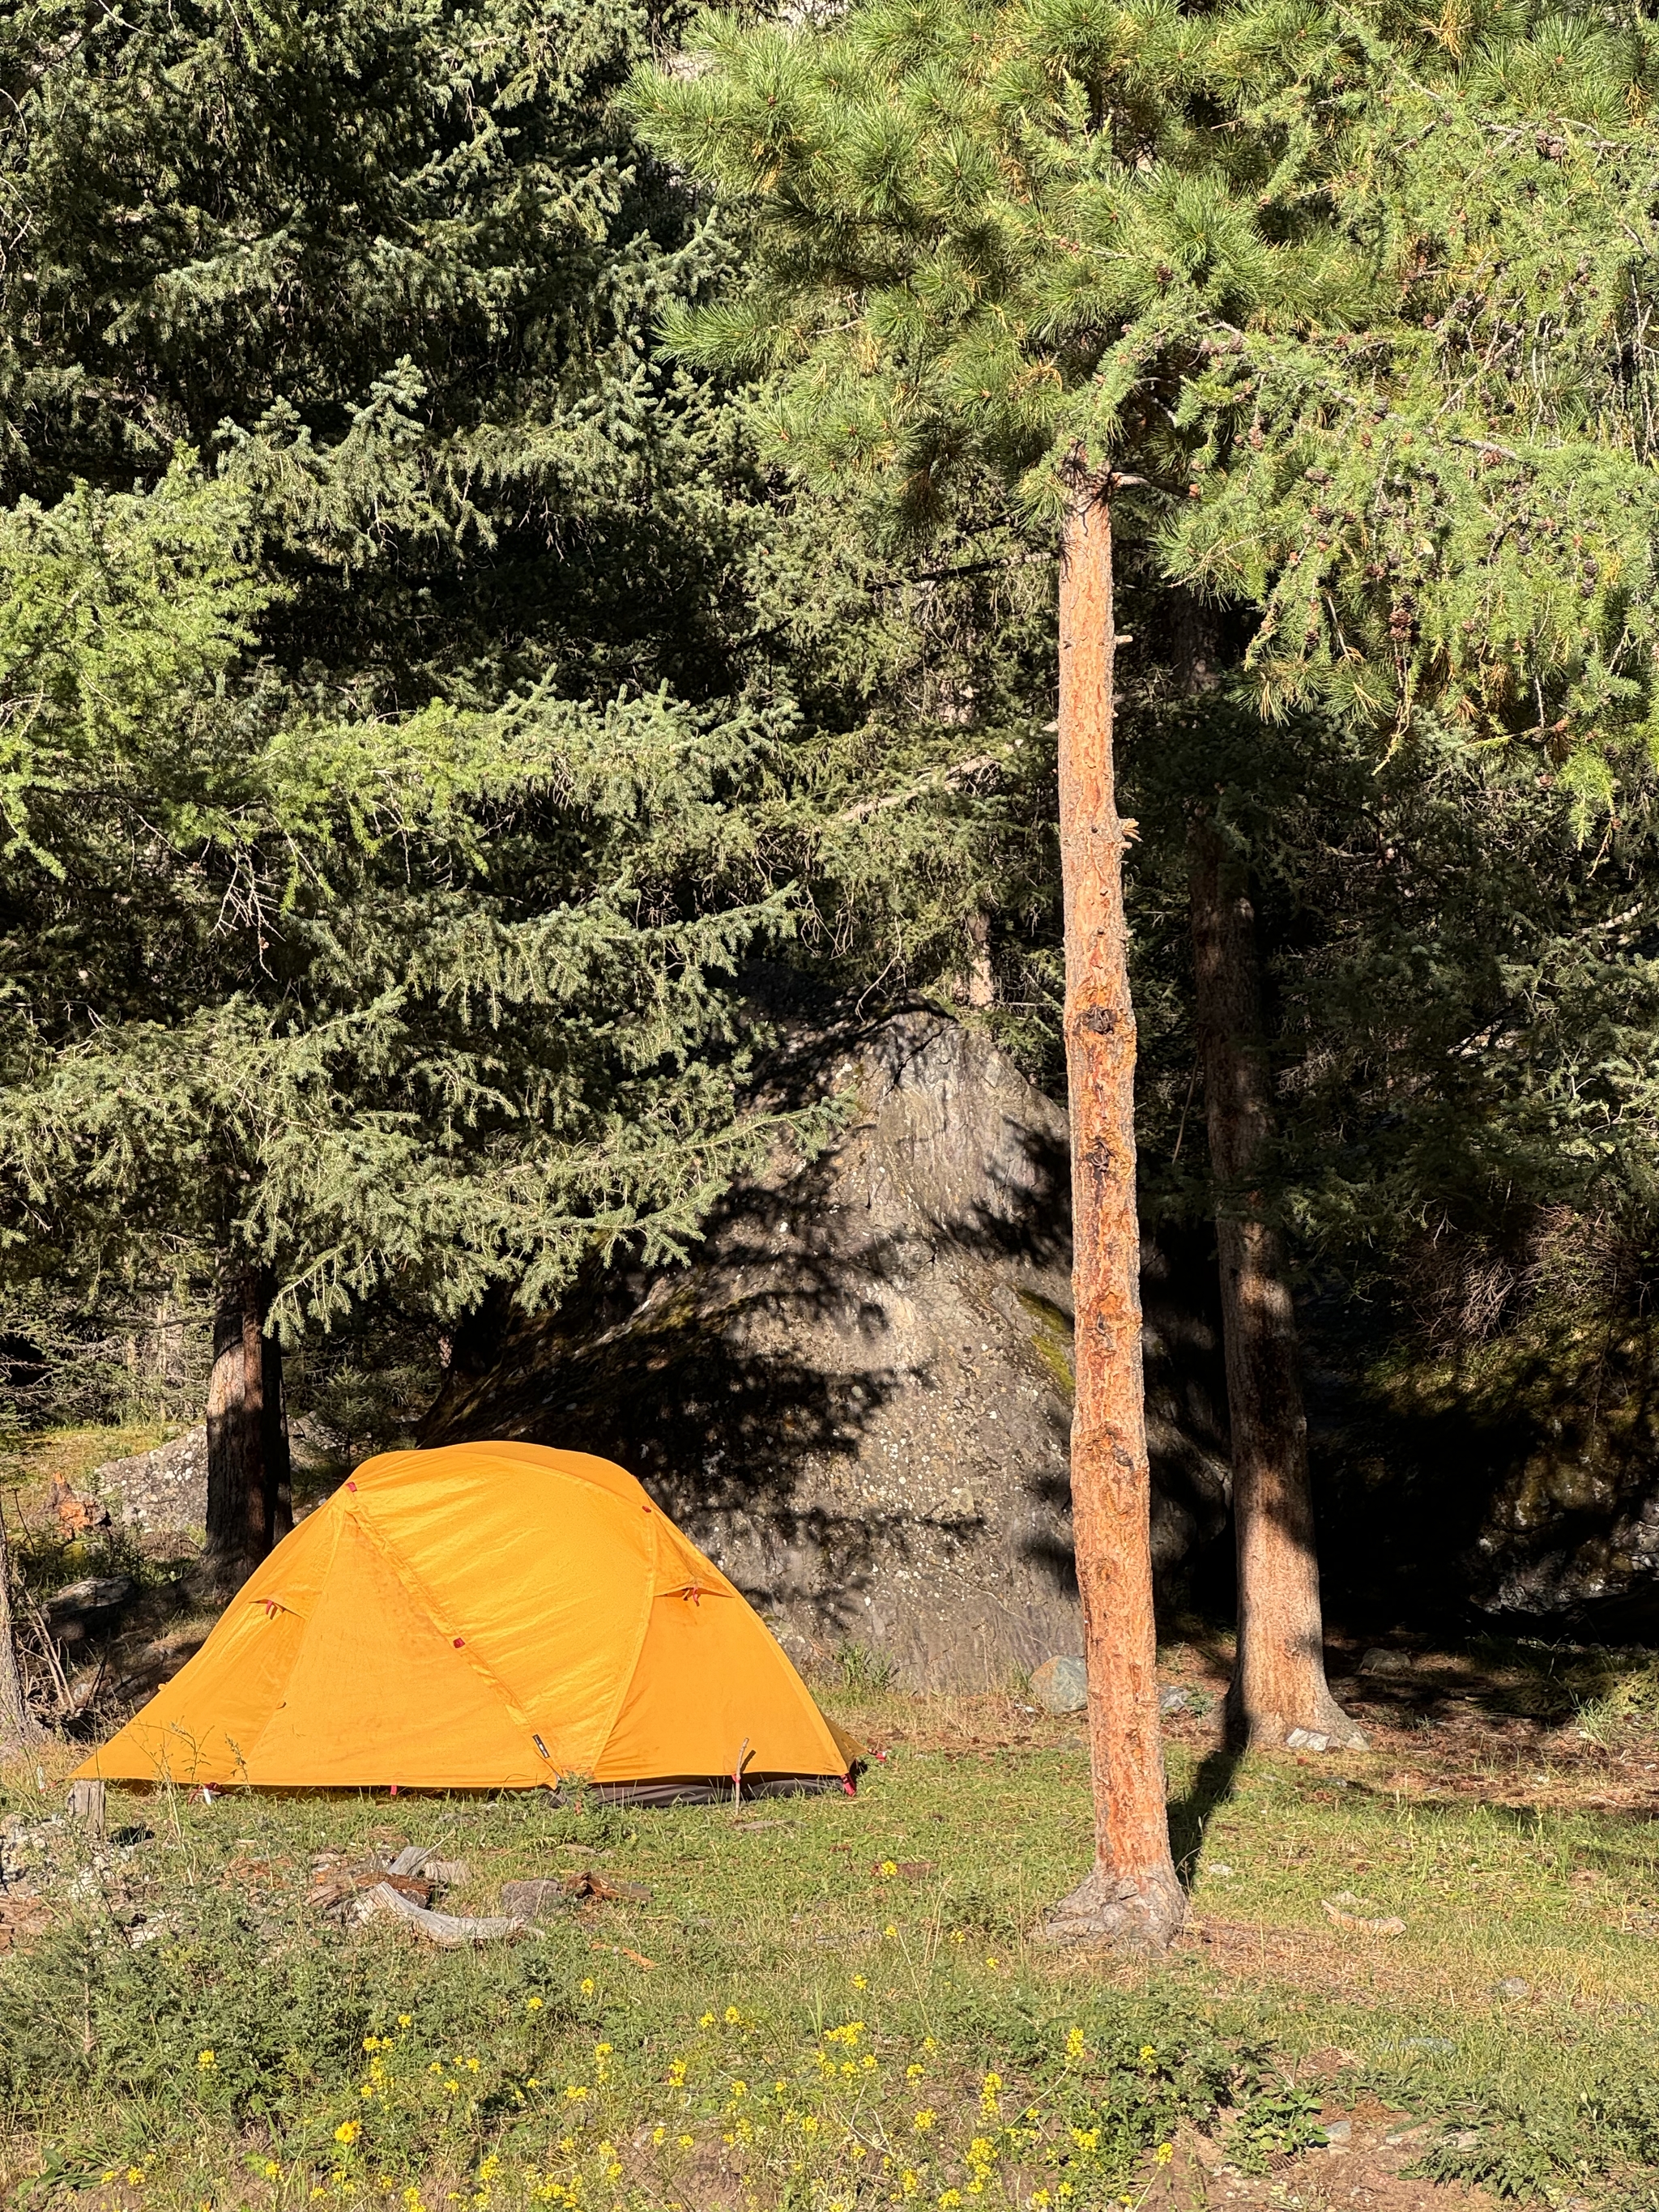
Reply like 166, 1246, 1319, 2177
1, 1679, 1656, 2208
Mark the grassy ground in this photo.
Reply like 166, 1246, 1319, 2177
2, 1641, 1657, 2212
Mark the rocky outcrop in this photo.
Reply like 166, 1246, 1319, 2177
424, 1013, 1229, 1686
87, 1417, 344, 1541
91, 1428, 209, 1535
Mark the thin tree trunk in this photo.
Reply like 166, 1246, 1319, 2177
1044, 472, 1183, 1951
0, 1507, 42, 1750
1189, 819, 1363, 1750
203, 1264, 292, 1594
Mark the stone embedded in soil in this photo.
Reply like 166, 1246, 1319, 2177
499, 1879, 568, 1919
1030, 1656, 1089, 1715
43, 1575, 134, 1635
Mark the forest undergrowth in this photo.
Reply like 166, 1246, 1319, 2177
2, 1648, 1657, 2212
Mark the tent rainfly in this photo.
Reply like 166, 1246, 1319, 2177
75, 1441, 859, 1796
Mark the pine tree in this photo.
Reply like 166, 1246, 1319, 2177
0, 0, 820, 1585
634, 0, 1659, 1916
630, 0, 1367, 1950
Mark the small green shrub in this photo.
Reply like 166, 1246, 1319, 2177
1225, 2086, 1328, 2173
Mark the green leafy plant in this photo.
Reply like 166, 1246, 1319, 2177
1225, 2086, 1328, 2174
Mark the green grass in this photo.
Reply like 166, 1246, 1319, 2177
2, 1689, 1657, 2212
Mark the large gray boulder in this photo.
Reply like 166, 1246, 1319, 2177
91, 1428, 209, 1535
424, 1013, 1229, 1687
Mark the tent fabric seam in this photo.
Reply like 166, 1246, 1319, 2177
591, 1507, 674, 1781
343, 1500, 539, 1742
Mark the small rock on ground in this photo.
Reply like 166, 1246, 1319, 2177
1030, 1656, 1088, 1715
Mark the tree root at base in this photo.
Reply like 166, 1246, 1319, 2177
1227, 1686, 1368, 1753
1038, 1864, 1186, 1953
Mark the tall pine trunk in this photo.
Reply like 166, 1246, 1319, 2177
1044, 475, 1183, 1951
0, 1507, 41, 1750
203, 1263, 292, 1594
1189, 820, 1363, 1750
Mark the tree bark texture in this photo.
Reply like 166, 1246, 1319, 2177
1189, 819, 1363, 1750
1044, 478, 1184, 1951
203, 1264, 292, 1593
0, 1506, 41, 1750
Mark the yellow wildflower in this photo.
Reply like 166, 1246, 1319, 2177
334, 2121, 360, 2146
196, 2050, 216, 2069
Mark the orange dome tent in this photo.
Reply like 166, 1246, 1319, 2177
75, 1441, 858, 1796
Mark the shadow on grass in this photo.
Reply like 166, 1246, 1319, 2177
1169, 1738, 1247, 1886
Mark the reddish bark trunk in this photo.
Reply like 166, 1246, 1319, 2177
1044, 475, 1183, 1951
1189, 820, 1363, 1750
203, 1264, 292, 1593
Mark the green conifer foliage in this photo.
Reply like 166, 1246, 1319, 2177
0, 0, 817, 1390
1172, 1, 1659, 816
635, 0, 1659, 797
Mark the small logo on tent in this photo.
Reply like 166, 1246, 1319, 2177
532, 1734, 551, 1760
